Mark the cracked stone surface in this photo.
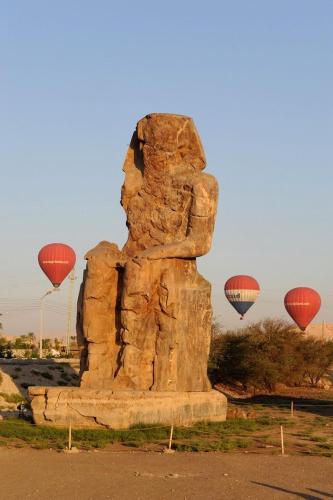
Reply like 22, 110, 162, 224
29, 387, 227, 429
77, 113, 219, 392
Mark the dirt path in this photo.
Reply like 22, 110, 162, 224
0, 449, 332, 499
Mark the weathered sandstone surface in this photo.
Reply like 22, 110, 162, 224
29, 386, 227, 429
30, 113, 227, 428
78, 113, 218, 392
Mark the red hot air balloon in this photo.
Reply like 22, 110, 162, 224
224, 275, 260, 319
38, 243, 76, 288
284, 287, 321, 331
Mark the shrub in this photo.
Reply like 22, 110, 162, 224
299, 339, 333, 386
25, 350, 38, 359
0, 393, 24, 404
0, 343, 13, 359
209, 318, 333, 392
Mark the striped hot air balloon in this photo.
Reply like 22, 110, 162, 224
38, 243, 76, 288
284, 287, 321, 331
224, 275, 260, 319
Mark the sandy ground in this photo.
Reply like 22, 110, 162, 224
0, 449, 332, 500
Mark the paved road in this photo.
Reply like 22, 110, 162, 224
1, 449, 332, 499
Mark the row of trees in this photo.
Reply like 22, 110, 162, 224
10, 332, 36, 349
0, 334, 76, 358
209, 319, 333, 392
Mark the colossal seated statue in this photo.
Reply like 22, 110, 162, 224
77, 113, 218, 392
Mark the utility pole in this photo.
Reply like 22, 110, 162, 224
39, 289, 58, 359
66, 269, 76, 356
322, 320, 326, 339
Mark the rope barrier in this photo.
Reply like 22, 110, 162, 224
0, 421, 235, 436
0, 419, 332, 457
3, 400, 333, 413
229, 401, 333, 408
0, 420, 172, 431
0, 418, 331, 433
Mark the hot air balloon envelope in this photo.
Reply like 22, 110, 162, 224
224, 275, 260, 318
38, 243, 76, 288
284, 287, 321, 331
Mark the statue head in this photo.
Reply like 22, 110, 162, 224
121, 113, 206, 209
137, 113, 206, 172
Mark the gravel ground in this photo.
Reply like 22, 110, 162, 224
0, 449, 332, 499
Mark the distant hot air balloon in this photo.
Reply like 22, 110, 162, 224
284, 287, 321, 331
38, 243, 76, 288
224, 275, 260, 319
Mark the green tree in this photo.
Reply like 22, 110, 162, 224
53, 338, 61, 350
27, 332, 36, 346
209, 318, 333, 392
42, 338, 52, 350
0, 341, 13, 359
299, 338, 333, 386
14, 337, 26, 349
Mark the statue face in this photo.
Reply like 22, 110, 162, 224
137, 114, 206, 173
137, 114, 187, 153
142, 144, 179, 175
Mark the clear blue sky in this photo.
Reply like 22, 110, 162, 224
1, 0, 332, 336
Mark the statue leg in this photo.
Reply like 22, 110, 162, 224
153, 259, 212, 392
78, 242, 124, 388
115, 258, 161, 390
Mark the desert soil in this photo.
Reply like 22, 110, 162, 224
0, 449, 332, 500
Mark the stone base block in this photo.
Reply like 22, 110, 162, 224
29, 387, 227, 429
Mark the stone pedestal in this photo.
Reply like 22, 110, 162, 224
29, 387, 227, 429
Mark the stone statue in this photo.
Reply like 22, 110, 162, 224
77, 113, 218, 392
30, 114, 227, 429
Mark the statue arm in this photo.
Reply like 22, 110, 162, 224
137, 174, 218, 260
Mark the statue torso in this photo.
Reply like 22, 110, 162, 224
123, 174, 193, 255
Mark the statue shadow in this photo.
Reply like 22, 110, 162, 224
251, 482, 333, 499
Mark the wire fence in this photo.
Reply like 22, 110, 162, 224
230, 400, 333, 408
0, 404, 332, 457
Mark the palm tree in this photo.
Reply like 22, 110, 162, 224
27, 332, 36, 346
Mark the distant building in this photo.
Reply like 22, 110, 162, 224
11, 348, 28, 358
